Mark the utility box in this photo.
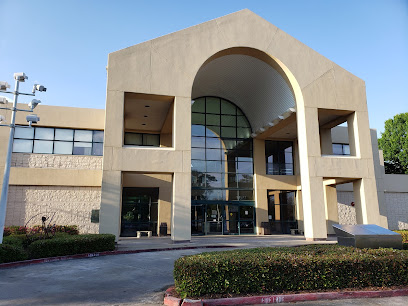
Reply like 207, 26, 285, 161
261, 222, 271, 235
333, 224, 403, 249
159, 222, 168, 236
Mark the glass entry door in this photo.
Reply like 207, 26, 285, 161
206, 204, 223, 234
192, 203, 255, 235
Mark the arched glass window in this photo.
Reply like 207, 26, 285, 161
191, 97, 253, 201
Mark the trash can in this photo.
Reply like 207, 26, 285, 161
159, 222, 168, 236
261, 222, 271, 235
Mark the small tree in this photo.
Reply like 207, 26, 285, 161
378, 113, 408, 174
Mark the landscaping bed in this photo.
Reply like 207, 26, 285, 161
1, 225, 115, 263
174, 244, 408, 299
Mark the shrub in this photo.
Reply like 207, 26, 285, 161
28, 234, 116, 259
2, 234, 26, 248
0, 244, 28, 263
3, 226, 28, 236
395, 230, 408, 243
174, 245, 408, 298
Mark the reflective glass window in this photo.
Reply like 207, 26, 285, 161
54, 141, 73, 155
73, 142, 92, 155
124, 133, 142, 145
33, 140, 53, 154
144, 134, 160, 146
14, 127, 34, 139
93, 131, 104, 143
192, 97, 254, 205
12, 139, 33, 153
92, 143, 103, 156
35, 127, 54, 140
74, 130, 93, 142
55, 129, 74, 141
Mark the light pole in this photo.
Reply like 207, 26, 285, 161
0, 73, 46, 243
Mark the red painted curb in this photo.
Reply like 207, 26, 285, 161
163, 287, 408, 306
0, 245, 233, 269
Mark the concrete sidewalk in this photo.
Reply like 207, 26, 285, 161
116, 234, 337, 252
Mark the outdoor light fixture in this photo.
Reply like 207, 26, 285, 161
14, 72, 28, 82
0, 81, 10, 91
32, 84, 47, 93
0, 96, 9, 104
251, 133, 257, 138
0, 72, 47, 243
28, 99, 41, 110
26, 114, 40, 124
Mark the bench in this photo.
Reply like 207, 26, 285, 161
290, 229, 304, 235
136, 231, 152, 238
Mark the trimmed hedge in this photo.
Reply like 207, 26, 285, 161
3, 225, 79, 237
0, 244, 28, 263
174, 245, 408, 298
28, 234, 116, 259
395, 230, 408, 242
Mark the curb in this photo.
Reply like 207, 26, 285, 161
0, 245, 233, 269
164, 287, 408, 305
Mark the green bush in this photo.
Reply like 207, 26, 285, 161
0, 244, 28, 263
28, 234, 116, 259
2, 234, 26, 248
395, 230, 408, 243
174, 245, 408, 298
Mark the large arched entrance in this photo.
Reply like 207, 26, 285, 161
191, 47, 299, 235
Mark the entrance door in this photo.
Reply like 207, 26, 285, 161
224, 204, 239, 234
191, 205, 205, 235
206, 204, 223, 234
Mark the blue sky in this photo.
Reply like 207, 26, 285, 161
1, 0, 407, 136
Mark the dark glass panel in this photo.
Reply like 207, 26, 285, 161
206, 97, 220, 114
192, 98, 205, 113
237, 127, 251, 139
240, 206, 254, 219
206, 114, 220, 126
237, 116, 250, 127
221, 115, 236, 127
192, 113, 205, 125
237, 174, 253, 188
221, 127, 236, 138
221, 99, 236, 115
332, 143, 343, 155
206, 126, 221, 138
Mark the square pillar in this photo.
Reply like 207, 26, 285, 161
99, 170, 122, 240
353, 178, 380, 224
171, 172, 191, 242
320, 128, 333, 155
296, 105, 327, 240
324, 185, 339, 234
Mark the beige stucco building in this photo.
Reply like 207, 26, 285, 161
1, 10, 407, 241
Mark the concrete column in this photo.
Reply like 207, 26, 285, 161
347, 112, 358, 157
296, 190, 304, 232
320, 128, 333, 155
253, 138, 268, 234
296, 105, 327, 240
171, 96, 191, 242
324, 185, 339, 234
171, 172, 191, 242
353, 178, 380, 224
99, 170, 122, 240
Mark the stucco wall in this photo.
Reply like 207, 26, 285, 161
5, 186, 101, 234
337, 191, 357, 225
385, 192, 408, 230
11, 153, 102, 170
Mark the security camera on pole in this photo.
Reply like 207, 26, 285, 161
0, 73, 46, 243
